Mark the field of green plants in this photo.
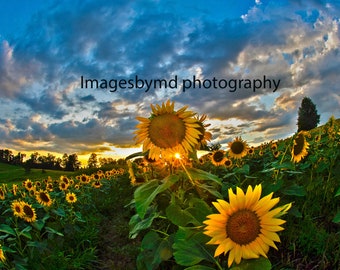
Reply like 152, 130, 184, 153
0, 110, 339, 269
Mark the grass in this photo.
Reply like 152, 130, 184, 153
0, 163, 78, 184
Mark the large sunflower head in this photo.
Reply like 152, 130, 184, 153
134, 100, 203, 160
203, 184, 291, 267
291, 131, 309, 163
228, 137, 249, 159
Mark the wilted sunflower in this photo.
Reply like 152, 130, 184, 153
204, 184, 291, 267
21, 202, 37, 223
11, 200, 24, 218
134, 100, 202, 160
228, 137, 248, 159
211, 150, 226, 166
66, 192, 77, 203
35, 190, 53, 207
291, 131, 309, 163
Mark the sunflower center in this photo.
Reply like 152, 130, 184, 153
23, 205, 34, 218
293, 134, 305, 155
213, 151, 225, 162
226, 209, 261, 245
230, 141, 245, 154
149, 114, 186, 149
40, 192, 50, 202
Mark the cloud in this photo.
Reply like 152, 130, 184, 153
0, 0, 339, 155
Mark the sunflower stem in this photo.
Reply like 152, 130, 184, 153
178, 158, 195, 186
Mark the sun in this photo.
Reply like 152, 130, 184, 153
134, 100, 203, 160
228, 137, 248, 159
203, 184, 291, 267
291, 131, 309, 163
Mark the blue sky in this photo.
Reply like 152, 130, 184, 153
0, 0, 339, 161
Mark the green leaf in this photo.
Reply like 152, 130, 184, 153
230, 257, 272, 270
289, 206, 302, 218
137, 231, 173, 270
282, 184, 306, 197
166, 202, 196, 227
173, 227, 215, 266
233, 164, 250, 175
45, 226, 64, 236
186, 198, 212, 223
335, 187, 340, 197
18, 226, 32, 239
134, 175, 179, 219
332, 211, 340, 223
129, 207, 159, 239
186, 168, 221, 185
196, 183, 223, 199
0, 224, 16, 236
32, 219, 45, 231
52, 207, 66, 217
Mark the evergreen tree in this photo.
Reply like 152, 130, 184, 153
297, 97, 320, 131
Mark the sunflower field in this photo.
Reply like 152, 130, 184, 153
128, 101, 340, 270
0, 100, 339, 270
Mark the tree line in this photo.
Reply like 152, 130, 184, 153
0, 149, 125, 171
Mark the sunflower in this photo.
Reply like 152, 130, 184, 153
66, 192, 77, 203
21, 202, 37, 223
0, 187, 5, 200
59, 182, 69, 191
203, 184, 291, 267
224, 158, 233, 169
194, 114, 212, 150
60, 176, 69, 185
11, 200, 24, 218
228, 137, 248, 159
291, 131, 309, 163
79, 174, 90, 184
0, 244, 5, 263
134, 100, 202, 160
272, 150, 280, 159
23, 179, 34, 191
35, 190, 53, 207
211, 150, 227, 166
12, 184, 18, 196
92, 180, 102, 189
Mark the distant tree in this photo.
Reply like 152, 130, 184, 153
65, 153, 81, 171
87, 153, 98, 168
297, 97, 320, 131
208, 143, 221, 151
